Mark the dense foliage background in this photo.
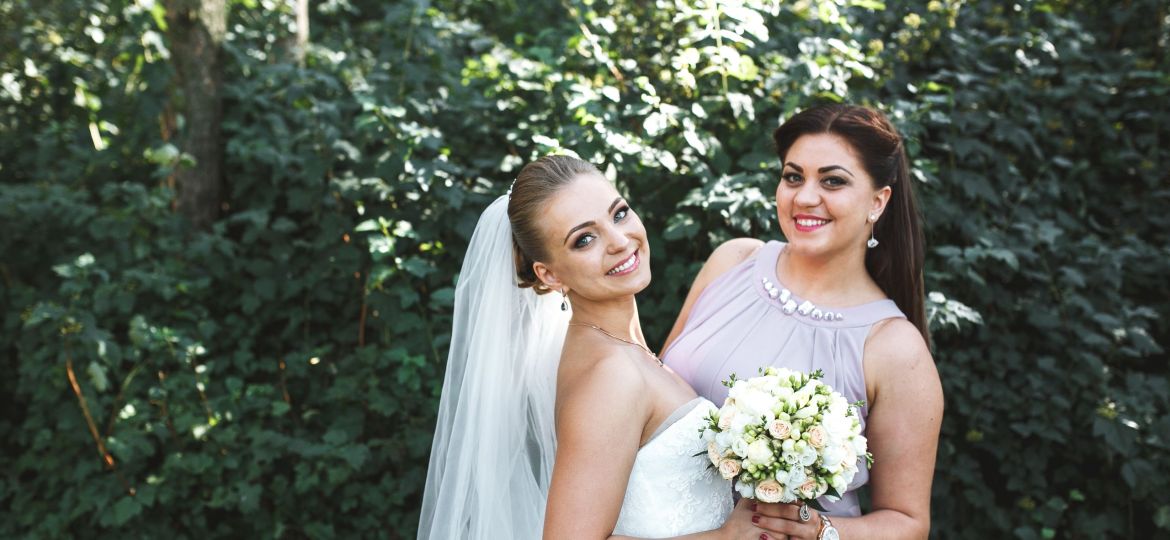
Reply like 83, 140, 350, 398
2, 0, 1168, 537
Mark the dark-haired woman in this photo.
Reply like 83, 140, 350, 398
662, 105, 943, 540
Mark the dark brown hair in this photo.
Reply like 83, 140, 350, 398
772, 104, 930, 347
507, 155, 602, 294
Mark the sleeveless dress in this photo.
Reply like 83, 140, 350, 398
662, 241, 905, 516
612, 398, 734, 537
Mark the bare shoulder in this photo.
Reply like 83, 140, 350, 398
557, 345, 650, 424
704, 237, 766, 274
866, 318, 933, 371
864, 318, 942, 408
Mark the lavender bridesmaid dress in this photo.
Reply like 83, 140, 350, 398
663, 240, 905, 516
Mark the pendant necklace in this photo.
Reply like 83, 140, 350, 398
568, 322, 664, 367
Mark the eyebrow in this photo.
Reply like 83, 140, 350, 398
784, 162, 855, 177
562, 197, 625, 245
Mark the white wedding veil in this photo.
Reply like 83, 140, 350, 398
417, 195, 569, 539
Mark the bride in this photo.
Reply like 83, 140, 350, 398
418, 156, 779, 539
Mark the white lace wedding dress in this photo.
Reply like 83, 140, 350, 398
612, 398, 734, 537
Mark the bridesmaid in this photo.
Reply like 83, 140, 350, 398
661, 104, 943, 540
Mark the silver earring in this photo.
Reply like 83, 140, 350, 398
867, 214, 879, 249
560, 288, 568, 311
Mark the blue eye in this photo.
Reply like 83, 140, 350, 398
614, 205, 630, 222
573, 234, 595, 249
782, 172, 802, 185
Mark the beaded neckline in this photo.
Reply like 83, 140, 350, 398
756, 242, 903, 325
761, 277, 846, 322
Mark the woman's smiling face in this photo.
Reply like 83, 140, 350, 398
776, 133, 890, 258
533, 172, 651, 301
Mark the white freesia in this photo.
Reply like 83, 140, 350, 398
830, 473, 849, 496
798, 444, 818, 466
731, 438, 750, 458
793, 404, 818, 419
735, 479, 755, 499
851, 434, 868, 454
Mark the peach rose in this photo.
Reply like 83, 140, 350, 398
718, 458, 742, 480
806, 425, 828, 449
768, 419, 793, 440
753, 479, 784, 503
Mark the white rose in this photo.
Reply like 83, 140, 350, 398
718, 458, 742, 480
746, 439, 773, 466
753, 479, 785, 503
740, 389, 775, 418
822, 445, 846, 473
822, 414, 851, 441
735, 479, 756, 499
730, 412, 756, 434
702, 428, 716, 443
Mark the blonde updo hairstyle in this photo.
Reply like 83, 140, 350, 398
507, 155, 602, 294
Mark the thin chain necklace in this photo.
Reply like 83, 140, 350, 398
568, 322, 663, 367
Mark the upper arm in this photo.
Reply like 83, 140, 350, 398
658, 238, 764, 355
543, 357, 650, 539
862, 319, 943, 534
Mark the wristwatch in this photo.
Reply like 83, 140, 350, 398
817, 515, 840, 540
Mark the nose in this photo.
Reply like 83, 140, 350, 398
792, 181, 821, 208
606, 223, 632, 254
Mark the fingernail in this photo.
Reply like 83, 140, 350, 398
759, 535, 768, 540
752, 515, 760, 524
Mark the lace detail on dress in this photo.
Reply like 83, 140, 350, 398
612, 399, 733, 537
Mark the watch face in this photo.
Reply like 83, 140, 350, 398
823, 527, 840, 540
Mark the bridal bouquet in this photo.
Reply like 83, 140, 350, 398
701, 367, 871, 507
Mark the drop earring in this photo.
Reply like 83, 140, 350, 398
867, 214, 879, 249
560, 288, 569, 311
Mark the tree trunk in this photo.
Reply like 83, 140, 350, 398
295, 0, 309, 66
165, 0, 227, 230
